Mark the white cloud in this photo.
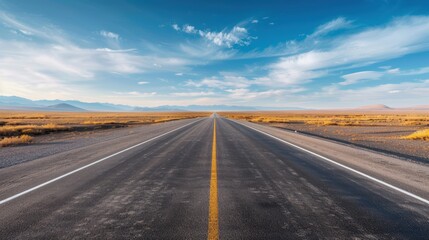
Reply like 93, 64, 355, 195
386, 68, 400, 74
183, 24, 197, 34
138, 81, 149, 85
340, 71, 383, 85
114, 91, 157, 96
186, 75, 252, 89
186, 73, 311, 92
266, 16, 429, 85
175, 72, 183, 76
0, 13, 192, 101
251, 19, 258, 24
18, 29, 33, 35
172, 91, 215, 97
226, 88, 284, 100
388, 90, 401, 93
172, 24, 180, 31
173, 23, 254, 48
178, 42, 237, 60
304, 79, 429, 108
310, 17, 353, 38
0, 11, 70, 44
400, 66, 429, 75
100, 30, 119, 41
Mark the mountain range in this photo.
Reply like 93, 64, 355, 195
0, 96, 304, 112
1, 96, 428, 112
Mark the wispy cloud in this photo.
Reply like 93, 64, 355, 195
113, 91, 157, 96
226, 88, 284, 100
0, 12, 191, 100
338, 65, 429, 86
172, 23, 255, 48
0, 11, 70, 44
340, 71, 383, 85
309, 17, 353, 38
138, 81, 149, 85
172, 91, 215, 97
186, 75, 252, 89
100, 30, 119, 41
324, 80, 429, 105
399, 66, 429, 75
264, 16, 429, 86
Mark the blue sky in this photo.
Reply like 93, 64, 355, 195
1, 0, 429, 108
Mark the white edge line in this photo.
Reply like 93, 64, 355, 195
231, 119, 429, 205
0, 118, 203, 205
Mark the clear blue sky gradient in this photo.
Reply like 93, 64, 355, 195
1, 0, 429, 108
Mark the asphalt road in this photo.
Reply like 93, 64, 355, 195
0, 115, 428, 239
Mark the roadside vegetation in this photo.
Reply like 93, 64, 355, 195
220, 111, 429, 142
0, 135, 33, 147
220, 111, 429, 127
0, 111, 209, 147
402, 129, 429, 141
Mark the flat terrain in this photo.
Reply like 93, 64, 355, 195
0, 115, 428, 239
0, 111, 210, 147
221, 111, 429, 163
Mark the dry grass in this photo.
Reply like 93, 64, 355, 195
0, 111, 209, 140
402, 129, 429, 141
0, 135, 33, 147
220, 111, 429, 127
220, 111, 429, 142
0, 123, 69, 136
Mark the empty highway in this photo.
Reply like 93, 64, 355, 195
0, 115, 428, 239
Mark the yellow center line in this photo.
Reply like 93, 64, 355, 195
208, 118, 219, 240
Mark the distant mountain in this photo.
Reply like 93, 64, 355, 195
355, 104, 392, 110
0, 96, 39, 107
47, 103, 87, 112
2, 96, 427, 112
0, 96, 306, 112
36, 100, 132, 111
0, 96, 133, 111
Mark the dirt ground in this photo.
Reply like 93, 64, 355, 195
263, 122, 429, 163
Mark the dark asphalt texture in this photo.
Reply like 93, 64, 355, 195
0, 116, 428, 239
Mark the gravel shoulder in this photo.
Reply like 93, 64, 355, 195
261, 122, 429, 164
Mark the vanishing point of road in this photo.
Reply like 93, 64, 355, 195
1, 114, 428, 239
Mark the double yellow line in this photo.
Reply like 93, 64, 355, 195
208, 119, 219, 240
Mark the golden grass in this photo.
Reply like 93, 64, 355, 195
219, 111, 429, 127
0, 123, 69, 136
0, 111, 210, 138
0, 135, 33, 147
402, 129, 429, 141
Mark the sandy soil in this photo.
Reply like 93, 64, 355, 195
262, 123, 429, 164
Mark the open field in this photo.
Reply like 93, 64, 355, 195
0, 111, 210, 147
220, 111, 429, 162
